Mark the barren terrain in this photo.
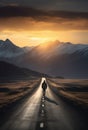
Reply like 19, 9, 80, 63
0, 78, 40, 108
47, 78, 88, 108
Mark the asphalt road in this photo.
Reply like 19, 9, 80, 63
0, 78, 88, 130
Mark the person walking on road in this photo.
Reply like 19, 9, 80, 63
42, 80, 47, 96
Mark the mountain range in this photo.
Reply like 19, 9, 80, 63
0, 39, 88, 78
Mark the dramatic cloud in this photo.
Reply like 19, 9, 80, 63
0, 0, 88, 12
0, 4, 88, 46
0, 6, 88, 31
0, 6, 88, 20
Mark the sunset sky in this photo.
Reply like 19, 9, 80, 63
0, 0, 88, 47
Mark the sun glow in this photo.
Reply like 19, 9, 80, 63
30, 37, 49, 44
0, 14, 88, 47
0, 30, 88, 47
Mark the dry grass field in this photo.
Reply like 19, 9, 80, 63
0, 78, 40, 108
47, 78, 88, 108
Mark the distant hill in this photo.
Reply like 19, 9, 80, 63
0, 61, 48, 79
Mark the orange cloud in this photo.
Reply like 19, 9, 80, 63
0, 17, 88, 32
0, 6, 88, 31
0, 6, 88, 46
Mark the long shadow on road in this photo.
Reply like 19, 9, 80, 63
45, 96, 59, 105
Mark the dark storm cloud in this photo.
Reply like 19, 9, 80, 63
0, 0, 88, 12
0, 6, 47, 18
0, 6, 88, 21
0, 5, 88, 31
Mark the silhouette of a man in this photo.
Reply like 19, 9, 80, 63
42, 80, 47, 94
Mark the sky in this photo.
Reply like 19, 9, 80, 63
0, 0, 88, 47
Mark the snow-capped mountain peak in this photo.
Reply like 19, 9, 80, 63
4, 39, 15, 46
0, 39, 31, 58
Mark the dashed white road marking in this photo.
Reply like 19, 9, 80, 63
40, 122, 44, 128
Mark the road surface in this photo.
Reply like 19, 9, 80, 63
0, 78, 88, 130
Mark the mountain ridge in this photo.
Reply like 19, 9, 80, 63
0, 61, 48, 79
0, 39, 33, 58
